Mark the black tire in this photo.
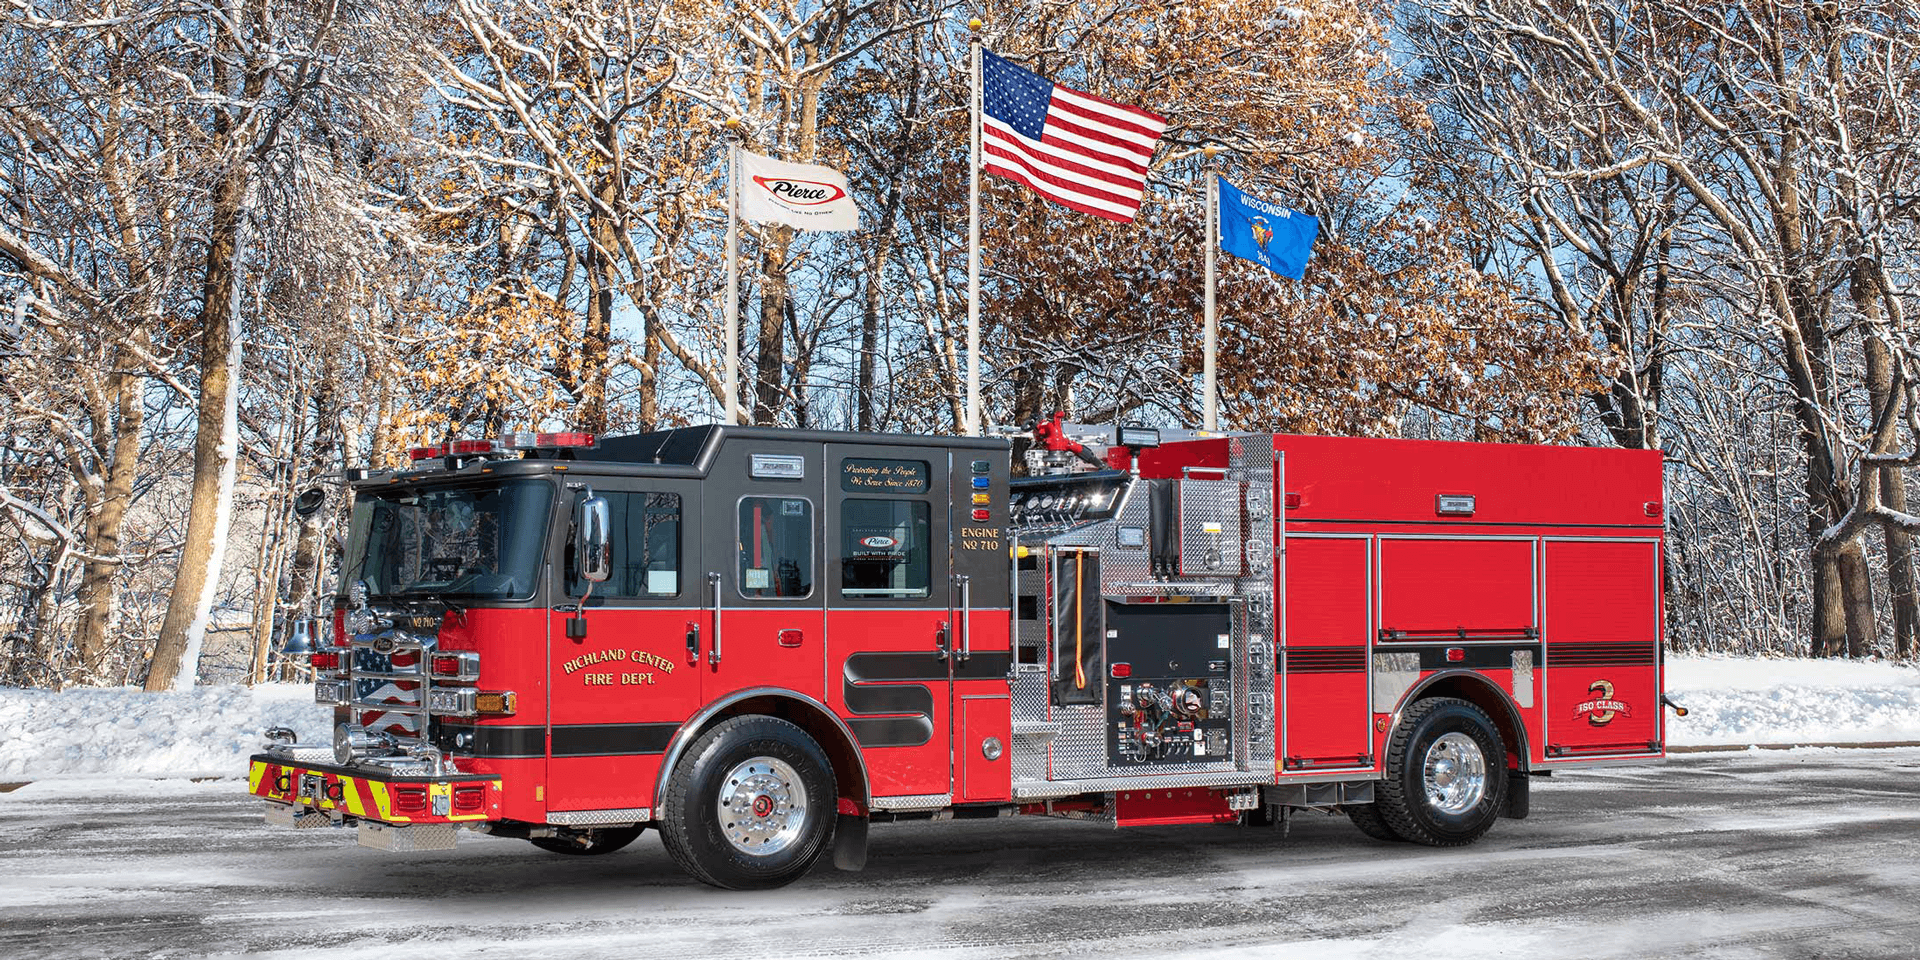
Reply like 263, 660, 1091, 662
529, 824, 644, 856
1344, 802, 1405, 842
657, 716, 836, 890
1375, 697, 1506, 847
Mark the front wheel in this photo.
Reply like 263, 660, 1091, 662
657, 716, 836, 889
1375, 697, 1506, 846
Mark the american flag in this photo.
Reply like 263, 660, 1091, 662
981, 50, 1168, 223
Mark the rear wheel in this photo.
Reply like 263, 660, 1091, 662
1344, 802, 1404, 842
658, 716, 835, 889
529, 825, 644, 856
1375, 697, 1506, 846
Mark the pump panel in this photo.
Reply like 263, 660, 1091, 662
1105, 601, 1235, 767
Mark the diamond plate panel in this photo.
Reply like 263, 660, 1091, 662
870, 793, 951, 811
1512, 650, 1536, 708
1372, 652, 1421, 712
356, 820, 457, 852
1177, 480, 1243, 577
547, 807, 651, 825
1010, 670, 1052, 783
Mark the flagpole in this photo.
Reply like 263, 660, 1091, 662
965, 18, 983, 437
723, 121, 740, 426
1202, 147, 1221, 432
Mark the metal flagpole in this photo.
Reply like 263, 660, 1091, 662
966, 18, 983, 437
723, 122, 740, 425
1203, 147, 1220, 432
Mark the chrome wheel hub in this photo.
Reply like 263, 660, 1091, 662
1422, 732, 1488, 815
717, 756, 807, 856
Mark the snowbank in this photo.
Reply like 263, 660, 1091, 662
1666, 654, 1920, 746
1, 656, 1917, 781
0, 683, 331, 780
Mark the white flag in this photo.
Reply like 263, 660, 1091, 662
737, 149, 859, 232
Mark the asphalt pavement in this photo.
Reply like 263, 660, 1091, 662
2, 748, 1917, 960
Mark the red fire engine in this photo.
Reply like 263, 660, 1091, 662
252, 421, 1667, 889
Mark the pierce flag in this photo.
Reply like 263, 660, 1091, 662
1217, 178, 1318, 280
737, 149, 859, 232
980, 50, 1167, 223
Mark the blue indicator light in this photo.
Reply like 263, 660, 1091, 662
971, 476, 991, 489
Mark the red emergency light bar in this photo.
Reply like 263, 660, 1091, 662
406, 433, 599, 463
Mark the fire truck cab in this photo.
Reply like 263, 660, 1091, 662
252, 423, 1667, 889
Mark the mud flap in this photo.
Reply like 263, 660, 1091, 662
832, 813, 868, 871
1502, 768, 1530, 819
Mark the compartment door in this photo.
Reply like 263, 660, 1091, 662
1543, 539, 1662, 757
1281, 535, 1374, 771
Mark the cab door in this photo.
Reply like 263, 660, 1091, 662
546, 478, 701, 813
699, 439, 827, 705
825, 444, 954, 798
949, 448, 1013, 803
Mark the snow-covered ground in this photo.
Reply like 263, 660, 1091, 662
0, 682, 330, 780
1, 655, 1915, 781
1665, 654, 1920, 746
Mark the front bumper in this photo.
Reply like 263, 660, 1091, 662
248, 753, 502, 826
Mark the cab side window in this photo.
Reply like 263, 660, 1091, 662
568, 491, 681, 598
738, 496, 813, 599
840, 500, 930, 599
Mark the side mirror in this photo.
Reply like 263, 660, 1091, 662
576, 494, 611, 584
293, 486, 326, 518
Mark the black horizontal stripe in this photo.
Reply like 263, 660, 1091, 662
1285, 646, 1368, 673
845, 651, 952, 683
430, 722, 680, 758
1548, 641, 1657, 666
845, 678, 935, 719
1370, 643, 1543, 671
432, 723, 544, 758
847, 715, 936, 749
549, 722, 679, 757
955, 651, 1014, 680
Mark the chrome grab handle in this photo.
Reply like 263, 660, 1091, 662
708, 572, 723, 666
954, 574, 972, 661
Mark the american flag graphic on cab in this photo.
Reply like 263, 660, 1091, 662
981, 50, 1167, 223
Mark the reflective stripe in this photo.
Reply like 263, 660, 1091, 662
250, 761, 502, 824
350, 777, 378, 818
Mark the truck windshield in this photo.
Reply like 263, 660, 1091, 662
343, 479, 552, 601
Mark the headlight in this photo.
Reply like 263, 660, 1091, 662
314, 679, 349, 706
427, 688, 476, 716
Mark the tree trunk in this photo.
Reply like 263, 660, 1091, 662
754, 235, 791, 425
1837, 540, 1876, 658
1810, 551, 1846, 658
1859, 268, 1915, 660
578, 162, 620, 433
73, 353, 144, 681
1893, 479, 1918, 660
857, 263, 881, 432
148, 167, 249, 692
284, 351, 341, 615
